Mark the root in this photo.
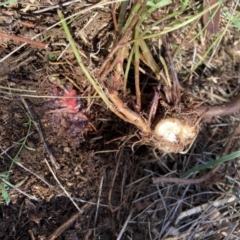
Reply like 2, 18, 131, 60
197, 94, 240, 119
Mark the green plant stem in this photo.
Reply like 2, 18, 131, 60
57, 9, 113, 108
121, 1, 142, 35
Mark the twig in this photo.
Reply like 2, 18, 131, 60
134, 34, 141, 109
163, 38, 182, 104
116, 209, 134, 240
47, 200, 93, 240
0, 176, 38, 201
111, 3, 118, 33
153, 165, 219, 185
108, 148, 125, 212
33, 0, 84, 13
94, 175, 104, 228
0, 31, 47, 49
21, 97, 60, 169
174, 196, 236, 225
20, 21, 46, 30
44, 158, 83, 213
0, 0, 126, 63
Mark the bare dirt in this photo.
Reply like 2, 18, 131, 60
1, 1, 240, 240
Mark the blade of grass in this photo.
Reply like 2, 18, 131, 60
139, 40, 161, 80
182, 150, 240, 177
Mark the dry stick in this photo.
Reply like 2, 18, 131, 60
0, 176, 38, 201
94, 176, 104, 229
116, 209, 134, 240
108, 147, 131, 213
21, 97, 60, 170
153, 166, 219, 185
0, 31, 47, 49
134, 38, 141, 109
0, 0, 126, 64
20, 21, 46, 30
111, 3, 118, 33
47, 200, 93, 240
198, 93, 240, 118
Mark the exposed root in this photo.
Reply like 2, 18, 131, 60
198, 93, 240, 119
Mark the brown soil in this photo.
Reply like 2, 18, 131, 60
1, 1, 240, 240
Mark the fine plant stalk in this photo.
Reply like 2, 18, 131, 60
159, 55, 172, 87
193, 33, 222, 70
132, 0, 157, 108
57, 9, 113, 108
134, 39, 141, 108
123, 47, 134, 95
118, 1, 129, 33
0, 111, 33, 204
139, 40, 161, 80
121, 1, 142, 35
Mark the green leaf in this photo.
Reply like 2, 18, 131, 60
0, 183, 11, 205
48, 53, 59, 61
24, 145, 36, 151
0, 172, 9, 178
147, 0, 172, 8
0, 0, 17, 6
1, 188, 11, 205
223, 10, 240, 31
232, 187, 240, 199
13, 157, 20, 162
